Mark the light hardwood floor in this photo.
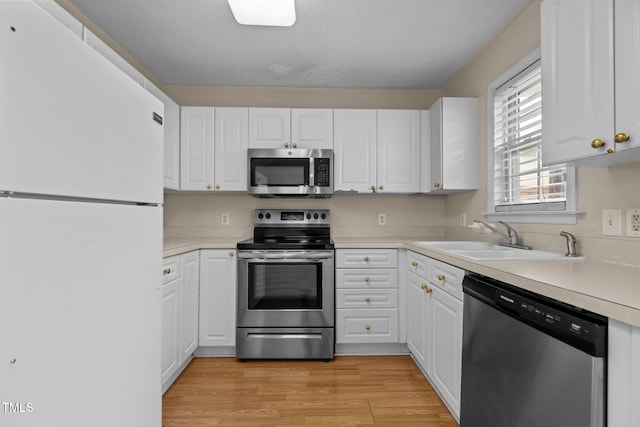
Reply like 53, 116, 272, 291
162, 355, 458, 426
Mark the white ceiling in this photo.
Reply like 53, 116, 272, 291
67, 0, 532, 88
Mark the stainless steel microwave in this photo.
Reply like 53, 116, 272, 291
247, 148, 333, 198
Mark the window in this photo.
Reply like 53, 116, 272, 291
487, 49, 577, 224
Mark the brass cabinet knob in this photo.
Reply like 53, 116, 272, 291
229, 251, 234, 257
434, 182, 441, 188
421, 283, 427, 290
370, 185, 376, 192
365, 325, 371, 331
365, 297, 371, 303
615, 133, 630, 143
591, 139, 606, 148
364, 256, 369, 262
437, 274, 445, 281
163, 268, 171, 275
292, 143, 297, 148
425, 286, 433, 294
364, 277, 370, 282
378, 185, 384, 190
607, 148, 614, 154
411, 261, 418, 267
215, 184, 220, 190
206, 184, 212, 189
284, 143, 289, 148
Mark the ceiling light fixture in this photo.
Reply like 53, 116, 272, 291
228, 0, 296, 27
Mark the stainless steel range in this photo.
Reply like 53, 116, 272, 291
236, 209, 334, 360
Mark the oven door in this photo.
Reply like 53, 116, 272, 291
237, 250, 334, 328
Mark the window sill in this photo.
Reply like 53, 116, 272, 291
485, 210, 581, 225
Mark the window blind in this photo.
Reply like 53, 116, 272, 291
493, 60, 566, 210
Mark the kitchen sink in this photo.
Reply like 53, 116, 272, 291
414, 241, 504, 251
413, 241, 575, 260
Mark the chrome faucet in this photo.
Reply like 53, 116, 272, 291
473, 220, 532, 250
560, 231, 578, 257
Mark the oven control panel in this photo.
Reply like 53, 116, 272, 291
254, 209, 330, 225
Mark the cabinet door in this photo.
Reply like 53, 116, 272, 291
419, 110, 431, 193
608, 319, 640, 427
541, 0, 615, 165
180, 251, 199, 364
377, 110, 420, 193
214, 107, 248, 191
292, 108, 333, 149
406, 272, 429, 371
161, 278, 181, 386
145, 80, 180, 190
248, 108, 291, 148
429, 286, 463, 419
333, 109, 377, 193
180, 107, 215, 191
199, 250, 237, 347
615, 0, 640, 153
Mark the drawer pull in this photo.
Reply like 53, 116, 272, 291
437, 274, 445, 281
163, 268, 171, 275
365, 325, 371, 331
364, 277, 370, 282
421, 283, 427, 290
365, 297, 371, 303
364, 256, 370, 262
425, 286, 433, 294
411, 261, 418, 267
229, 251, 234, 257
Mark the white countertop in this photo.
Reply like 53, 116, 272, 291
163, 236, 640, 327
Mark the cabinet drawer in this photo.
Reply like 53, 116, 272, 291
336, 309, 399, 343
336, 249, 398, 268
429, 259, 464, 300
336, 269, 398, 289
407, 251, 429, 278
336, 289, 398, 309
162, 255, 181, 284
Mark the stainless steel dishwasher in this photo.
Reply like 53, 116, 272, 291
460, 273, 607, 427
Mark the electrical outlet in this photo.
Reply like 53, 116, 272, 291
626, 208, 640, 237
221, 213, 230, 225
460, 213, 467, 227
602, 209, 622, 236
378, 213, 386, 226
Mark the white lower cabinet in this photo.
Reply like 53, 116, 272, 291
161, 251, 200, 393
336, 249, 400, 343
406, 251, 463, 419
199, 249, 237, 347
608, 318, 640, 427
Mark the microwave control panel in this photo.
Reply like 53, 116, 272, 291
314, 158, 331, 187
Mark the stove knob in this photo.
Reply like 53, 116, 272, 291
306, 213, 311, 220
314, 213, 319, 219
258, 213, 264, 219
265, 213, 271, 219
321, 213, 326, 220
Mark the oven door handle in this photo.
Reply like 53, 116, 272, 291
237, 250, 334, 261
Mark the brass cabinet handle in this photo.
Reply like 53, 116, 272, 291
591, 139, 606, 148
437, 274, 445, 281
229, 251, 234, 257
378, 185, 384, 190
292, 143, 297, 148
163, 268, 171, 275
434, 182, 441, 188
370, 185, 376, 192
421, 283, 427, 290
607, 148, 614, 154
365, 297, 371, 303
411, 261, 418, 267
215, 184, 220, 190
365, 325, 371, 331
615, 133, 630, 143
284, 143, 289, 148
206, 184, 212, 189
364, 256, 369, 262
425, 286, 433, 294
364, 277, 370, 282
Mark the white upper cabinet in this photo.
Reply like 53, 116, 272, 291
334, 109, 378, 193
291, 108, 334, 149
377, 109, 421, 193
145, 80, 180, 190
180, 107, 215, 191
248, 108, 291, 148
425, 98, 478, 194
542, 0, 640, 166
214, 107, 248, 191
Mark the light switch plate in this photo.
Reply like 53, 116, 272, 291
602, 209, 622, 236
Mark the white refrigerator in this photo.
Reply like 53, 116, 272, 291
1, 2, 163, 426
